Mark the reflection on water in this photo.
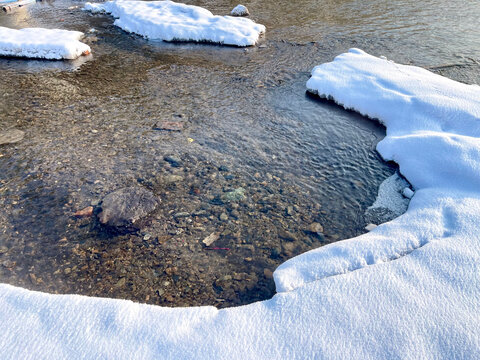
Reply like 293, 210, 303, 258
0, 0, 478, 307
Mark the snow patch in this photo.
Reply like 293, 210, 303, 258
1, 49, 480, 358
231, 4, 249, 17
0, 27, 91, 60
84, 0, 265, 46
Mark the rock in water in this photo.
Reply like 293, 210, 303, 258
221, 187, 246, 203
98, 187, 159, 231
0, 129, 24, 145
231, 4, 249, 16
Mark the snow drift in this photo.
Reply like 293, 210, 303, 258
84, 0, 265, 46
1, 49, 480, 358
0, 27, 91, 60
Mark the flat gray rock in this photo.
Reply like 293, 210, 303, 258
98, 187, 159, 231
0, 129, 24, 145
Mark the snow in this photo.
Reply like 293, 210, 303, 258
0, 27, 91, 60
231, 4, 249, 17
403, 187, 415, 199
365, 172, 411, 223
84, 0, 265, 46
2, 48, 480, 358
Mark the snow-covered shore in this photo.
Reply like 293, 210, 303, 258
1, 49, 479, 358
0, 27, 91, 60
84, 0, 265, 46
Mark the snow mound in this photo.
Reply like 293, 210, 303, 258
274, 48, 480, 293
0, 27, 91, 60
2, 49, 480, 358
84, 0, 265, 46
231, 4, 249, 17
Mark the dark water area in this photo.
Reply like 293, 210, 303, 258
0, 0, 479, 307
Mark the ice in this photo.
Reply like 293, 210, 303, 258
0, 27, 91, 60
1, 49, 480, 358
84, 0, 265, 46
365, 172, 411, 223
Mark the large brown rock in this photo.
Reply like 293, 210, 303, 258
98, 187, 159, 231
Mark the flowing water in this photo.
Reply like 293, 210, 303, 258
0, 0, 479, 307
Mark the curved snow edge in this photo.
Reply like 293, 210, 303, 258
273, 48, 480, 293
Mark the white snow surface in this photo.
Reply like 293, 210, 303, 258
0, 27, 91, 60
2, 48, 480, 358
231, 4, 249, 17
84, 0, 265, 46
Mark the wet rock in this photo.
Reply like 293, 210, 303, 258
307, 222, 324, 235
203, 233, 220, 246
153, 121, 184, 132
174, 212, 190, 218
221, 187, 246, 203
282, 242, 295, 257
285, 206, 294, 216
218, 165, 230, 172
98, 187, 159, 231
219, 213, 228, 221
278, 229, 298, 242
115, 277, 126, 288
270, 247, 281, 259
74, 206, 94, 218
163, 174, 184, 185
263, 268, 273, 279
231, 4, 249, 16
0, 129, 24, 145
164, 155, 182, 167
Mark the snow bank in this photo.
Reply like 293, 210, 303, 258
1, 49, 480, 358
0, 27, 91, 60
84, 0, 265, 46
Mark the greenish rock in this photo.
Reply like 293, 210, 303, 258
0, 129, 24, 145
221, 187, 246, 203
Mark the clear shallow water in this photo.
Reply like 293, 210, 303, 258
0, 0, 478, 307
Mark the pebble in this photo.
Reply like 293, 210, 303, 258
285, 206, 294, 216
153, 121, 184, 132
307, 222, 324, 235
143, 233, 152, 241
0, 246, 8, 254
219, 213, 228, 221
202, 233, 220, 246
263, 268, 273, 279
174, 212, 190, 218
278, 229, 297, 242
221, 187, 246, 203
365, 223, 378, 232
163, 175, 184, 184
0, 129, 24, 145
164, 155, 182, 167
115, 277, 126, 288
74, 206, 94, 218
282, 242, 295, 256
